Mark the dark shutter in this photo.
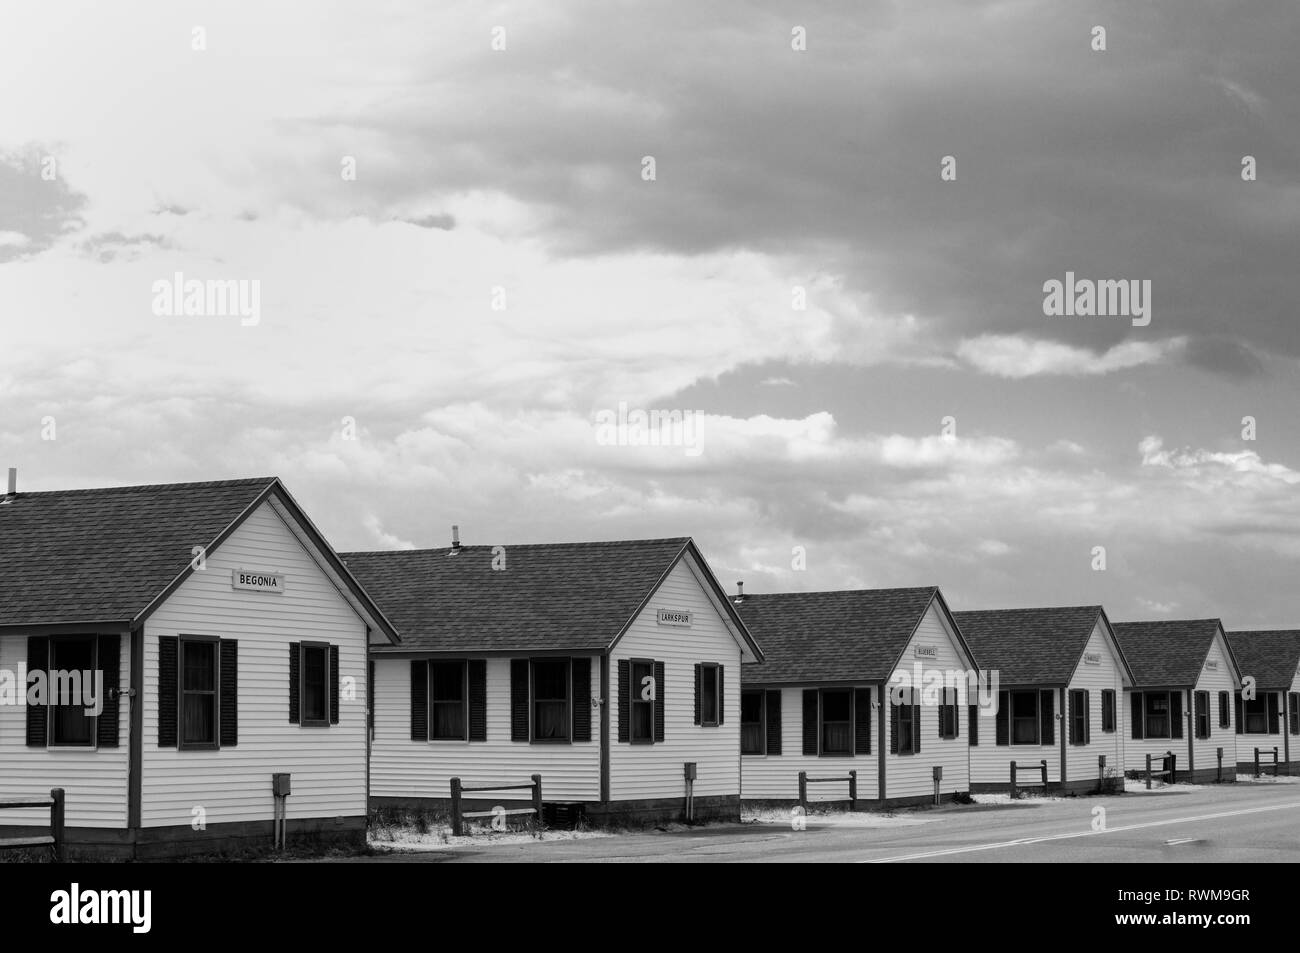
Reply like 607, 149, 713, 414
368, 660, 375, 737
1131, 691, 1144, 739
219, 639, 238, 747
511, 659, 530, 742
468, 659, 487, 742
693, 664, 701, 725
653, 660, 665, 742
854, 688, 871, 755
1235, 692, 1243, 735
889, 691, 900, 754
571, 657, 591, 742
1084, 689, 1091, 744
968, 704, 979, 746
765, 689, 782, 755
912, 699, 921, 754
1291, 694, 1300, 735
329, 644, 340, 725
803, 689, 819, 756
409, 660, 428, 740
288, 642, 300, 724
1039, 690, 1054, 746
1267, 693, 1281, 735
1170, 691, 1183, 739
718, 666, 724, 725
1068, 690, 1075, 743
617, 659, 630, 742
96, 635, 120, 748
158, 636, 178, 747
953, 691, 960, 737
996, 690, 1009, 746
25, 636, 49, 747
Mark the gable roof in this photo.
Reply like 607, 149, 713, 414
953, 605, 1133, 686
341, 538, 760, 658
736, 587, 967, 684
1225, 630, 1300, 690
1111, 619, 1234, 687
0, 476, 399, 641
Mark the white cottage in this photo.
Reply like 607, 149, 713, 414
0, 475, 398, 858
953, 606, 1134, 793
1112, 620, 1242, 783
734, 587, 979, 808
342, 536, 763, 825
1225, 629, 1300, 775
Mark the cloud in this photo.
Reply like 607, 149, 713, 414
956, 334, 1184, 378
399, 212, 456, 230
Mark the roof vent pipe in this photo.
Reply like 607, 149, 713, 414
4, 467, 14, 500
450, 524, 461, 555
734, 580, 744, 603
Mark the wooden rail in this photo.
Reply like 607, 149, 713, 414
450, 775, 542, 836
0, 789, 64, 862
1010, 760, 1048, 799
1254, 746, 1280, 779
797, 770, 857, 811
1146, 751, 1177, 788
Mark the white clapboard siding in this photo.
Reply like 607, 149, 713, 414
0, 633, 129, 828
370, 655, 601, 802
740, 685, 879, 801
1063, 622, 1127, 783
885, 602, 971, 799
141, 501, 369, 827
609, 556, 743, 801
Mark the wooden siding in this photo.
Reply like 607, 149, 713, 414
0, 633, 129, 828
608, 556, 744, 801
141, 501, 370, 827
370, 655, 601, 802
1062, 622, 1127, 784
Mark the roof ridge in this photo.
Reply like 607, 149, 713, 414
10, 477, 278, 497
342, 537, 691, 556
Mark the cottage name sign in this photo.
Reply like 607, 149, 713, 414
1083, 652, 1101, 665
914, 645, 938, 659
657, 609, 692, 627
232, 568, 285, 593
1204, 659, 1219, 671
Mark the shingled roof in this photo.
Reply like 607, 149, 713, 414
342, 538, 759, 656
736, 587, 961, 684
1226, 630, 1300, 690
953, 606, 1126, 686
1111, 619, 1234, 687
0, 477, 276, 626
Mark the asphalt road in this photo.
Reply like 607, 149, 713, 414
353, 779, 1300, 863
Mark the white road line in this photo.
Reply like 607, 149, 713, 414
865, 799, 1300, 863
1164, 837, 1198, 845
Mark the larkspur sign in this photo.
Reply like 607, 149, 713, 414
656, 608, 693, 627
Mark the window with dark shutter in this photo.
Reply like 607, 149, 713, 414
1101, 689, 1116, 733
572, 657, 591, 742
629, 658, 655, 744
25, 636, 49, 747
410, 660, 428, 740
429, 661, 467, 740
179, 636, 218, 750
854, 688, 871, 755
532, 658, 570, 742
1010, 690, 1039, 745
511, 659, 530, 741
1069, 689, 1086, 746
820, 689, 852, 755
802, 689, 819, 756
299, 642, 330, 728
219, 639, 238, 747
97, 635, 120, 749
1219, 691, 1230, 729
468, 659, 487, 742
765, 689, 782, 755
1039, 690, 1054, 746
289, 642, 300, 724
158, 636, 178, 747
697, 663, 720, 727
938, 687, 958, 739
653, 660, 665, 743
329, 644, 340, 725
1194, 690, 1209, 739
741, 690, 765, 755
996, 690, 1010, 746
1131, 691, 1144, 740
48, 636, 96, 747
968, 703, 979, 746
616, 659, 630, 742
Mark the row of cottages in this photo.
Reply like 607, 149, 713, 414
1111, 620, 1242, 783
1224, 629, 1300, 775
953, 607, 1135, 793
0, 477, 398, 859
340, 537, 764, 825
733, 587, 981, 807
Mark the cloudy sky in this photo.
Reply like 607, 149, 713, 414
2, 1, 1299, 628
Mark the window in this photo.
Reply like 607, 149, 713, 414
1070, 689, 1087, 745
968, 704, 979, 746
49, 637, 97, 747
1239, 693, 1269, 734
1219, 691, 1230, 729
938, 688, 959, 739
820, 689, 852, 755
1290, 694, 1300, 736
741, 690, 765, 755
180, 637, 218, 749
532, 658, 570, 742
1011, 691, 1039, 745
896, 694, 918, 755
429, 661, 467, 740
1101, 689, 1116, 733
698, 663, 720, 727
1194, 690, 1210, 739
300, 643, 330, 727
1145, 692, 1170, 739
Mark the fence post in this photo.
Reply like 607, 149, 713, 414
797, 771, 807, 813
1274, 747, 1280, 776
1254, 747, 1261, 779
1217, 746, 1223, 783
531, 774, 543, 825
1145, 753, 1152, 789
1169, 752, 1176, 784
1039, 760, 1048, 789
450, 777, 463, 837
50, 788, 64, 864
848, 770, 857, 810
1010, 761, 1018, 799
1098, 754, 1105, 787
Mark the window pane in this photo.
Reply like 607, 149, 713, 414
631, 702, 653, 741
534, 659, 568, 700
1145, 692, 1169, 737
1011, 691, 1037, 718
182, 693, 215, 744
701, 666, 718, 723
184, 641, 215, 692
431, 662, 464, 701
898, 708, 913, 752
822, 721, 851, 754
741, 691, 763, 724
303, 646, 327, 722
822, 690, 850, 721
49, 639, 96, 745
630, 661, 652, 699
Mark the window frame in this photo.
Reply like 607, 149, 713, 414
1010, 689, 1040, 746
938, 687, 959, 739
179, 634, 221, 751
1101, 688, 1116, 733
46, 635, 99, 749
1242, 693, 1269, 735
818, 688, 853, 757
1069, 688, 1087, 745
298, 641, 332, 729
1143, 691, 1171, 739
1194, 690, 1210, 739
1218, 690, 1230, 729
626, 657, 655, 745
896, 692, 918, 756
428, 659, 469, 742
740, 689, 765, 756
699, 662, 721, 728
531, 657, 572, 744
